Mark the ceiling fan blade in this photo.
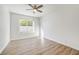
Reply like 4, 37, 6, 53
37, 5, 43, 9
37, 10, 42, 13
34, 5, 37, 9
28, 4, 33, 8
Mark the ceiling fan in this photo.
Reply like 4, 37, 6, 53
26, 4, 43, 13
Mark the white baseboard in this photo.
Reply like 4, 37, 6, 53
11, 35, 39, 40
0, 40, 10, 54
44, 36, 79, 51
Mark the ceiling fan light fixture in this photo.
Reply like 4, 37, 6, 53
27, 4, 43, 13
33, 9, 37, 12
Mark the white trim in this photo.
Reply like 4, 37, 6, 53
44, 36, 79, 51
0, 40, 10, 54
11, 35, 39, 40
12, 36, 40, 40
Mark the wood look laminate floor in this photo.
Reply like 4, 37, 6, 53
1, 37, 79, 55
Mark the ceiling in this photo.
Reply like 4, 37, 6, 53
3, 4, 59, 17
3, 4, 50, 17
3, 4, 79, 17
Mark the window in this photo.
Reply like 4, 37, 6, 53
19, 19, 34, 33
19, 19, 32, 26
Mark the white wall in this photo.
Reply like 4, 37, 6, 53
0, 5, 10, 53
10, 13, 40, 40
41, 5, 79, 50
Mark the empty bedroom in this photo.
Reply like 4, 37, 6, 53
0, 4, 79, 55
